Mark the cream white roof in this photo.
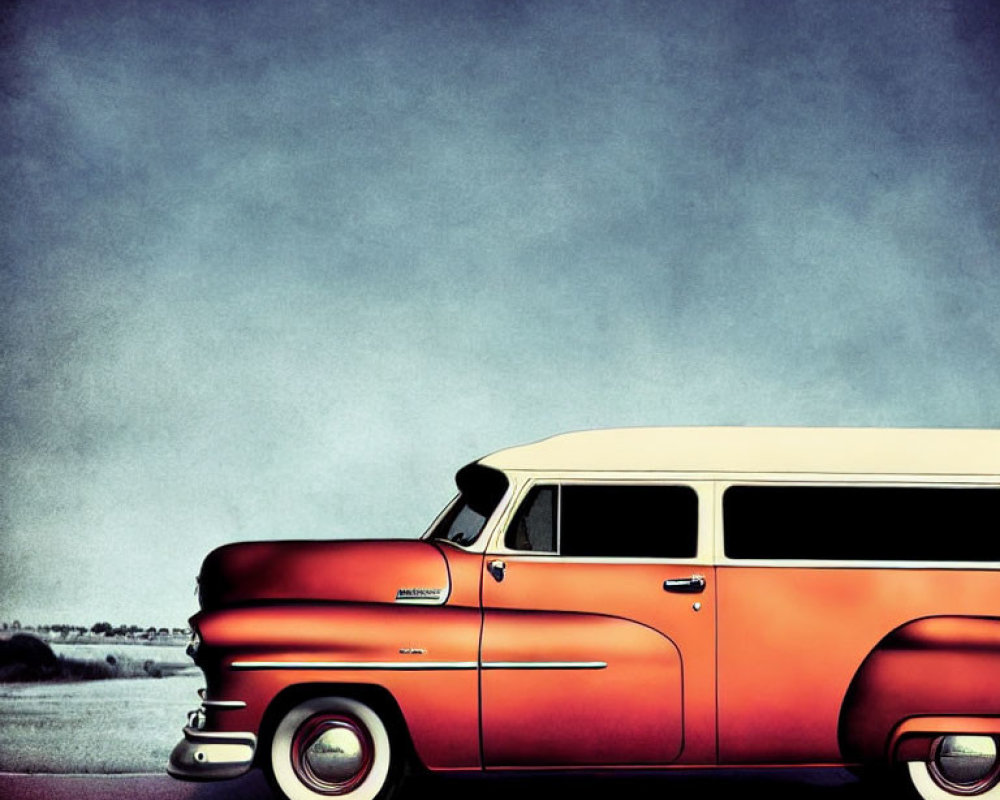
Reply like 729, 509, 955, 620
478, 427, 1000, 476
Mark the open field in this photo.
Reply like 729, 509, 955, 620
0, 655, 200, 773
0, 635, 195, 682
50, 643, 191, 661
1, 631, 189, 646
50, 642, 194, 678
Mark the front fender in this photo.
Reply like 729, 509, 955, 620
839, 616, 1000, 764
190, 602, 483, 770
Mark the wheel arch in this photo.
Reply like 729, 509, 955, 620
838, 615, 1000, 766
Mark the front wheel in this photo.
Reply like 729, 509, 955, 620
906, 735, 1000, 799
269, 696, 400, 800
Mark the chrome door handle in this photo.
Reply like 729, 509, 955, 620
663, 575, 706, 594
488, 559, 506, 582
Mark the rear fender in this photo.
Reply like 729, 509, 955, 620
839, 616, 1000, 765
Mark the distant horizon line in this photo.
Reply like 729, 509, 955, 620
1, 621, 192, 633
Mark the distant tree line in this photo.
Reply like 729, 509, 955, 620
88, 622, 189, 638
1, 621, 190, 638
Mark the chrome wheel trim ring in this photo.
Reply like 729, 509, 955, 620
291, 714, 373, 794
926, 736, 1000, 797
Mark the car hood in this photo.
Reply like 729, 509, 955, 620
196, 539, 452, 611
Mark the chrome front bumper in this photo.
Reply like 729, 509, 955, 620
167, 726, 257, 781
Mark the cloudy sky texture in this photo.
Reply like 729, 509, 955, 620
2, 0, 999, 625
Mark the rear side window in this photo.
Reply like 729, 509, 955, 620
505, 484, 698, 559
724, 485, 1000, 561
506, 486, 557, 552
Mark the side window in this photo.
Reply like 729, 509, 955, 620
505, 486, 556, 552
724, 485, 1000, 561
561, 485, 698, 559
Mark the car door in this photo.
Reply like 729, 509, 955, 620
479, 480, 717, 768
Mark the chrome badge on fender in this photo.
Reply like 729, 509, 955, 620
394, 587, 445, 604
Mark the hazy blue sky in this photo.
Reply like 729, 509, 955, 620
2, 0, 998, 625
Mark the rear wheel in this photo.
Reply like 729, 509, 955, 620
906, 736, 1000, 799
269, 696, 400, 800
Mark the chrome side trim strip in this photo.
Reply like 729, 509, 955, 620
482, 661, 607, 670
231, 661, 478, 671
230, 660, 606, 671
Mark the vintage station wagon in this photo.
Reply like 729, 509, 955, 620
169, 427, 1000, 800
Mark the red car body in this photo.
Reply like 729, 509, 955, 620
169, 427, 1000, 800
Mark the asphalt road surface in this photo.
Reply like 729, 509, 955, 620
0, 767, 908, 800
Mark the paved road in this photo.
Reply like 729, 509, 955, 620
0, 767, 905, 799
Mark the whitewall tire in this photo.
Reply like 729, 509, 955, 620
269, 696, 397, 800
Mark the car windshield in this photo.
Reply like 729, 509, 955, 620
426, 464, 509, 546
